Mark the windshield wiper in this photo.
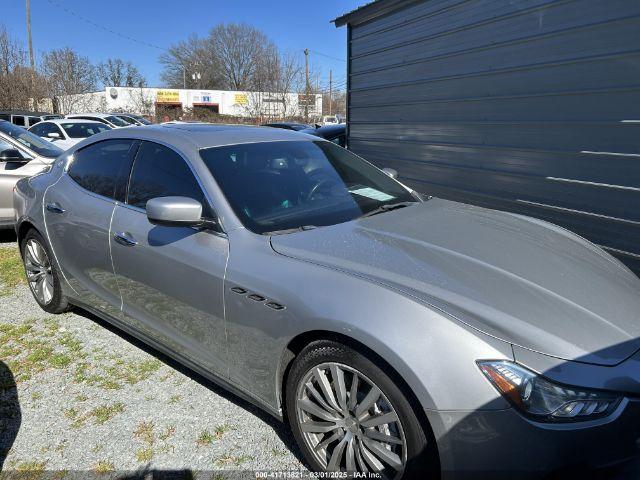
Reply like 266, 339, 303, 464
359, 201, 416, 219
264, 225, 318, 236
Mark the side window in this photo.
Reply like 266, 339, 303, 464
29, 123, 46, 136
53, 125, 65, 138
28, 117, 41, 126
127, 141, 212, 217
68, 139, 136, 201
12, 116, 25, 127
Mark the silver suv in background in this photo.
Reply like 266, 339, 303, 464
0, 111, 63, 129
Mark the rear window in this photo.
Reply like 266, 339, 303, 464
68, 139, 135, 200
61, 122, 110, 138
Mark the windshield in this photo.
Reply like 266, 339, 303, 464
61, 122, 111, 138
0, 121, 63, 158
131, 115, 152, 125
200, 140, 417, 234
116, 115, 138, 125
105, 115, 129, 127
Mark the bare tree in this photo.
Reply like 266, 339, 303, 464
0, 26, 43, 110
247, 49, 304, 120
41, 47, 97, 113
97, 58, 146, 88
160, 23, 279, 91
206, 23, 275, 90
159, 35, 224, 89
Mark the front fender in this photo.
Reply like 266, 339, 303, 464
223, 230, 513, 415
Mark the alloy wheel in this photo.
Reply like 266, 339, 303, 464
24, 239, 54, 305
295, 362, 407, 478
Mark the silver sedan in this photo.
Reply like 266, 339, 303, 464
13, 124, 640, 478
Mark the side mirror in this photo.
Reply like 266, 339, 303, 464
0, 149, 25, 162
146, 196, 206, 227
46, 132, 62, 140
382, 167, 398, 180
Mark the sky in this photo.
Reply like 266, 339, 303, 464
4, 0, 364, 90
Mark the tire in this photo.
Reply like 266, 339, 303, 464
286, 340, 437, 480
21, 229, 69, 314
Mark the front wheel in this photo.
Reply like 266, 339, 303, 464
21, 229, 69, 314
286, 340, 436, 479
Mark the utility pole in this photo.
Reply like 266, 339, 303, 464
329, 69, 332, 116
304, 48, 309, 122
182, 65, 186, 89
26, 0, 35, 70
26, 0, 36, 108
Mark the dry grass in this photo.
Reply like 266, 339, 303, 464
0, 247, 24, 296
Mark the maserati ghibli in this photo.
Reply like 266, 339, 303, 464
13, 124, 640, 478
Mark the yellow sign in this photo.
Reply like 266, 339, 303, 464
234, 93, 248, 105
156, 90, 180, 104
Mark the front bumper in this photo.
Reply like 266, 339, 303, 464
427, 399, 640, 479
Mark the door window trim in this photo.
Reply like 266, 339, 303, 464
64, 138, 139, 204
124, 139, 225, 234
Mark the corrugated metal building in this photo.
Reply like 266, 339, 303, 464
334, 0, 640, 275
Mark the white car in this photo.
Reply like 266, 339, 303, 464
0, 120, 63, 227
28, 119, 111, 151
65, 113, 131, 128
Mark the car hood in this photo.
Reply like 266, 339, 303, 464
270, 199, 640, 366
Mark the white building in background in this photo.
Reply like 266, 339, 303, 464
55, 87, 322, 119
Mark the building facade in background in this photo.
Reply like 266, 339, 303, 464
55, 87, 323, 120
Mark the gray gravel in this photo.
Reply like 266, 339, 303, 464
0, 234, 306, 476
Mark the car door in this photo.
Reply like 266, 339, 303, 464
0, 137, 32, 223
110, 141, 229, 375
43, 139, 138, 318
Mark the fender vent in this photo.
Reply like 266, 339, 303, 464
230, 286, 285, 310
265, 301, 285, 311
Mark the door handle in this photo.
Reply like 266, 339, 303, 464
45, 202, 66, 214
113, 231, 138, 247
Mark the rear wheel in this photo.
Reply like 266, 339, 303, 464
286, 340, 436, 479
21, 229, 69, 314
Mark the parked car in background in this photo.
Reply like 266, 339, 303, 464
0, 120, 63, 227
29, 119, 111, 150
109, 113, 152, 126
262, 122, 313, 131
0, 111, 64, 129
301, 123, 346, 148
321, 115, 339, 125
13, 123, 640, 478
65, 113, 130, 128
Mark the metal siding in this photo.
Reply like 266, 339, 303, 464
348, 0, 640, 274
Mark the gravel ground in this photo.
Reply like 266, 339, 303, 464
0, 232, 306, 477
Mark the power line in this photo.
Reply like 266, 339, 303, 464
309, 50, 347, 63
46, 0, 167, 52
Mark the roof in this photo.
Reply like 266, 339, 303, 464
39, 119, 104, 125
332, 0, 419, 27
67, 113, 115, 118
85, 123, 319, 151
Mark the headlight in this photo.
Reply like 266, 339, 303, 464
477, 360, 622, 422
